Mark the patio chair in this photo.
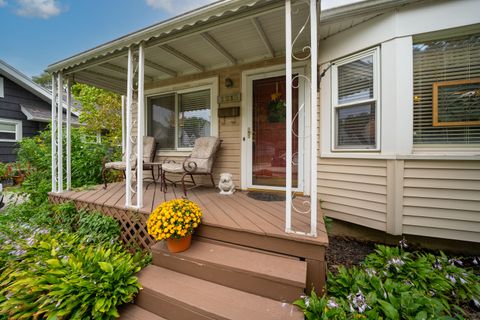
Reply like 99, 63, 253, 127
162, 136, 221, 196
102, 136, 156, 189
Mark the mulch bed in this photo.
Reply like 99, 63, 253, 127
326, 235, 376, 271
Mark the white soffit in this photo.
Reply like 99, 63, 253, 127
47, 0, 278, 74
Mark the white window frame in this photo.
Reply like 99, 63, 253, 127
0, 77, 4, 98
145, 77, 218, 153
0, 118, 22, 142
331, 47, 381, 152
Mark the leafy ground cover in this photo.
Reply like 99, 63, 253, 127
0, 201, 148, 319
297, 238, 480, 319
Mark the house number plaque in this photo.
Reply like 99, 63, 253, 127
217, 93, 241, 104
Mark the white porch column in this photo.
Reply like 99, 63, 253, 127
51, 74, 57, 193
285, 0, 293, 233
136, 43, 145, 208
285, 0, 319, 237
66, 77, 72, 190
125, 47, 134, 207
121, 95, 126, 154
57, 73, 63, 193
309, 0, 318, 237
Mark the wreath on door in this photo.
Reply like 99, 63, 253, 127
268, 92, 286, 123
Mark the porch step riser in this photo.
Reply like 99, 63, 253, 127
135, 289, 217, 320
152, 249, 304, 302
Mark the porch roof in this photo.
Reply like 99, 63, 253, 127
46, 0, 424, 94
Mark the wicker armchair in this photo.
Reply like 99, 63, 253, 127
102, 136, 156, 189
162, 137, 221, 196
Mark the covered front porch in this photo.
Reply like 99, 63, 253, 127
47, 0, 328, 238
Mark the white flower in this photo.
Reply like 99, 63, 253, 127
348, 290, 369, 313
387, 257, 405, 271
473, 298, 480, 308
399, 238, 408, 249
446, 274, 456, 284
365, 268, 377, 277
448, 258, 463, 266
327, 299, 338, 309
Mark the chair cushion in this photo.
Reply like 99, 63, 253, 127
105, 162, 127, 170
143, 136, 156, 162
162, 162, 184, 173
190, 137, 220, 159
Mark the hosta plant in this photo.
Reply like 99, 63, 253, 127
295, 243, 480, 319
0, 232, 142, 319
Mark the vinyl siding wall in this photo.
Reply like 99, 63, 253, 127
318, 158, 480, 243
402, 160, 480, 243
317, 158, 388, 231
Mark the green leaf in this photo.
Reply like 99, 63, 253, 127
98, 261, 113, 273
46, 259, 61, 268
378, 299, 399, 320
415, 311, 427, 320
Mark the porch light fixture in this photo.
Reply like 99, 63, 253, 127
224, 77, 233, 88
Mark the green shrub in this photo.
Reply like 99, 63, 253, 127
16, 126, 120, 203
295, 244, 480, 319
76, 210, 121, 244
0, 232, 141, 319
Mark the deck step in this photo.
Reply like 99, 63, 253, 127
136, 265, 304, 320
151, 238, 307, 302
119, 304, 167, 320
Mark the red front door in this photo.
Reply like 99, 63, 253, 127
251, 75, 299, 188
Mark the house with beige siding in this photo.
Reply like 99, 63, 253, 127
47, 0, 479, 317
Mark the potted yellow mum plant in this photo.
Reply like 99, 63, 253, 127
147, 199, 202, 253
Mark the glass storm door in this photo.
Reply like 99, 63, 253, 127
249, 75, 299, 188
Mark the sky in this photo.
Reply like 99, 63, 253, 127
0, 0, 362, 78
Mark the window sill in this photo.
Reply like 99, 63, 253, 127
320, 152, 480, 160
156, 150, 191, 158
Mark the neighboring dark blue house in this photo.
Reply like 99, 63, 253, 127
0, 59, 78, 162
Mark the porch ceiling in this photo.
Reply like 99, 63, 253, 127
48, 0, 425, 94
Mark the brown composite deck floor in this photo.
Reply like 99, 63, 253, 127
58, 182, 328, 246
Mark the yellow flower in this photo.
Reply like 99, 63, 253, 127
147, 199, 203, 240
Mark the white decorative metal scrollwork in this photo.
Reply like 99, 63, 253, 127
285, 0, 318, 237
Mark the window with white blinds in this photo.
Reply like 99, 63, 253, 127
413, 33, 480, 146
332, 47, 380, 150
178, 89, 211, 148
148, 88, 211, 150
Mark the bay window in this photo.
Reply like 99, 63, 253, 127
331, 47, 380, 150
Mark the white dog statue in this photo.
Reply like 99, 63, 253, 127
218, 173, 235, 195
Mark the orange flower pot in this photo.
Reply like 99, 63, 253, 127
166, 234, 192, 253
